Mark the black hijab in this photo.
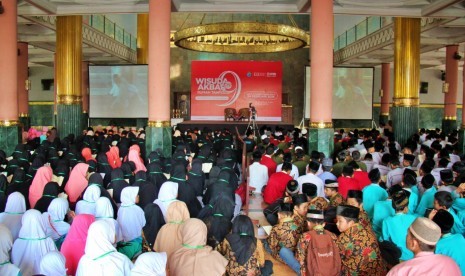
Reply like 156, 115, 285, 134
120, 162, 135, 185
80, 173, 118, 218
47, 148, 60, 170
107, 168, 128, 204
187, 159, 205, 197
17, 151, 31, 172
226, 215, 257, 265
136, 171, 159, 210
146, 162, 167, 190
142, 203, 166, 248
27, 155, 45, 181
203, 193, 234, 248
171, 163, 201, 218
34, 182, 60, 213
54, 159, 70, 191
6, 168, 30, 209
97, 153, 112, 188
0, 175, 7, 212
6, 159, 20, 176
12, 144, 26, 160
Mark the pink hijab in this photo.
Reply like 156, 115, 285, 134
60, 214, 95, 276
106, 146, 122, 169
81, 148, 95, 162
128, 145, 146, 173
65, 163, 90, 204
29, 166, 53, 208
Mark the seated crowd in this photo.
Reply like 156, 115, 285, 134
0, 124, 463, 275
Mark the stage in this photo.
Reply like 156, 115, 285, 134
174, 120, 295, 133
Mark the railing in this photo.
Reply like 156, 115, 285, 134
83, 15, 137, 50
334, 16, 390, 51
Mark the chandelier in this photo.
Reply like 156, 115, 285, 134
173, 15, 310, 54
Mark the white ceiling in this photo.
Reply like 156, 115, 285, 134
15, 0, 465, 70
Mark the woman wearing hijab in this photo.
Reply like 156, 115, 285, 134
0, 175, 7, 212
154, 181, 179, 221
61, 214, 95, 276
39, 251, 67, 276
135, 171, 159, 210
121, 162, 135, 185
34, 181, 60, 213
43, 198, 70, 250
218, 215, 272, 276
106, 146, 122, 169
146, 161, 167, 190
26, 155, 45, 181
131, 252, 167, 276
171, 163, 202, 217
96, 153, 112, 185
65, 163, 90, 206
95, 197, 122, 243
154, 201, 190, 258
142, 204, 165, 251
47, 148, 60, 170
11, 209, 57, 275
75, 185, 101, 216
188, 159, 206, 198
54, 159, 70, 189
107, 168, 128, 204
76, 220, 133, 275
128, 144, 147, 173
6, 168, 30, 210
81, 147, 95, 162
28, 165, 53, 208
169, 218, 227, 276
117, 186, 146, 260
203, 193, 235, 248
0, 224, 20, 276
0, 192, 26, 240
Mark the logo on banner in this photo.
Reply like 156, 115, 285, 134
195, 71, 242, 106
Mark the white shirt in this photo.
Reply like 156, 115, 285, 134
297, 173, 325, 198
249, 162, 269, 193
276, 163, 299, 180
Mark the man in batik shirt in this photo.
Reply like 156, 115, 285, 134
265, 211, 300, 262
324, 180, 344, 208
336, 205, 387, 276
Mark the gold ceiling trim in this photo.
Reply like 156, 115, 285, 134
174, 22, 310, 54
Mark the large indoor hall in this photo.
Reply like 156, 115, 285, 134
0, 0, 464, 275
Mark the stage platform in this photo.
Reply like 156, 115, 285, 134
175, 120, 295, 133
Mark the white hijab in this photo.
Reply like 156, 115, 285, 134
131, 252, 167, 276
11, 209, 57, 276
0, 192, 26, 241
154, 181, 179, 221
39, 251, 67, 276
76, 220, 133, 276
117, 186, 146, 242
96, 197, 122, 242
43, 198, 70, 241
75, 185, 101, 216
0, 224, 20, 276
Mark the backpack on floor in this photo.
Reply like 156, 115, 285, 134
306, 229, 341, 276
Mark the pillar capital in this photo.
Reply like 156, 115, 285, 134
147, 120, 171, 128
309, 121, 333, 129
57, 95, 82, 105
392, 98, 419, 107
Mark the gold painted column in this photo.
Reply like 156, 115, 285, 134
137, 14, 149, 64
442, 45, 459, 133
392, 18, 420, 145
56, 16, 83, 137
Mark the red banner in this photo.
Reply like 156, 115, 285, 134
191, 61, 282, 121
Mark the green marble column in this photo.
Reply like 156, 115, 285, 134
146, 126, 172, 158
57, 104, 83, 137
442, 119, 457, 135
82, 112, 89, 131
392, 106, 419, 146
308, 128, 334, 158
19, 116, 30, 131
0, 126, 21, 156
379, 114, 389, 126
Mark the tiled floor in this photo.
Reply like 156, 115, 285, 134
248, 193, 297, 275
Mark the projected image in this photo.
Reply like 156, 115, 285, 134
89, 65, 148, 118
333, 68, 373, 119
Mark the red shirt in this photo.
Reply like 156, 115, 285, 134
353, 171, 371, 190
263, 171, 293, 204
260, 155, 277, 178
337, 176, 361, 199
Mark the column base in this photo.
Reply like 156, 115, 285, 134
0, 126, 21, 156
442, 119, 457, 135
19, 116, 31, 131
57, 104, 83, 138
308, 128, 334, 158
392, 106, 419, 146
146, 126, 172, 158
379, 114, 389, 125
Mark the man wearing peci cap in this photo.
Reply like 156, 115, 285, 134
324, 180, 344, 208
335, 205, 386, 275
297, 161, 325, 198
362, 168, 389, 220
387, 217, 461, 275
318, 158, 337, 184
